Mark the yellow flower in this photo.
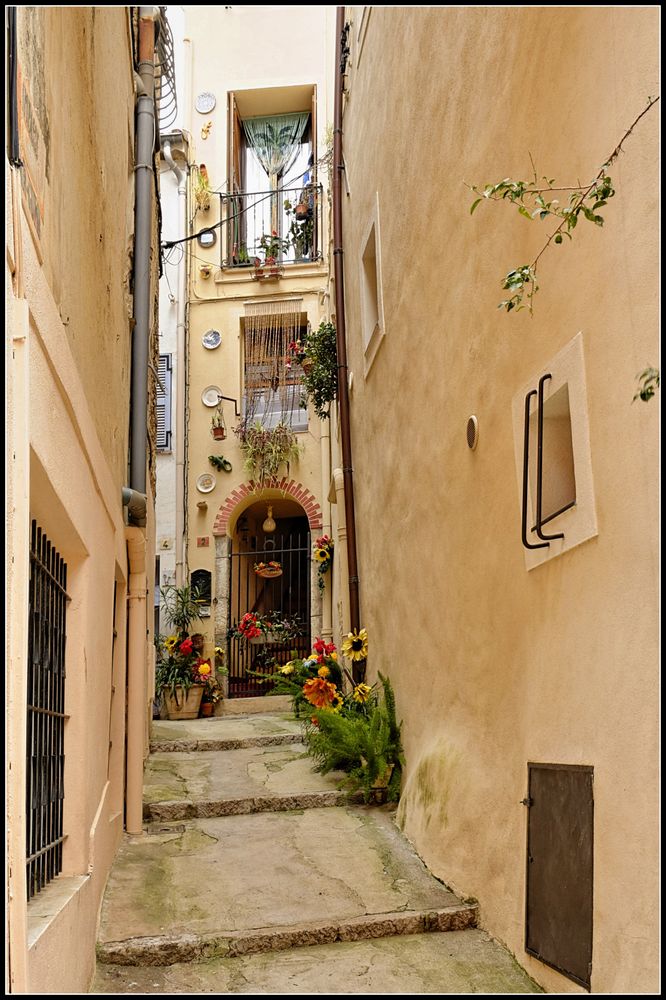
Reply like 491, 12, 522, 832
317, 665, 330, 678
164, 635, 178, 651
281, 662, 295, 675
331, 693, 344, 712
342, 628, 368, 661
330, 651, 338, 660
353, 683, 372, 704
314, 549, 328, 563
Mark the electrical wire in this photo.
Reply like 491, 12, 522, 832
161, 165, 315, 250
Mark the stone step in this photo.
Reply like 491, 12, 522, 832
93, 930, 542, 994
144, 789, 347, 822
143, 743, 345, 810
97, 902, 478, 966
97, 808, 471, 961
150, 712, 303, 754
150, 732, 302, 753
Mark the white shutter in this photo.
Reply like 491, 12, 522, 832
156, 354, 172, 450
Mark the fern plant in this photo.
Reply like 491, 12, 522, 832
305, 673, 404, 802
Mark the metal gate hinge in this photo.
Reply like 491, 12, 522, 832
521, 797, 533, 807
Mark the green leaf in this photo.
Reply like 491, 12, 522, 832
554, 233, 563, 244
539, 210, 549, 220
518, 206, 532, 220
470, 198, 483, 215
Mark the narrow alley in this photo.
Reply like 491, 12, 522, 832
92, 710, 540, 994
6, 5, 659, 996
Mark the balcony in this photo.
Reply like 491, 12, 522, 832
217, 184, 324, 275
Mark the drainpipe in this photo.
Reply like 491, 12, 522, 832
125, 527, 147, 835
162, 139, 187, 587
320, 417, 333, 643
130, 6, 158, 494
333, 7, 362, 678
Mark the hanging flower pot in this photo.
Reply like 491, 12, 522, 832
300, 357, 314, 376
212, 426, 226, 440
295, 203, 310, 221
254, 561, 283, 579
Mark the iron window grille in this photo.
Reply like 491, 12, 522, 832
26, 520, 69, 899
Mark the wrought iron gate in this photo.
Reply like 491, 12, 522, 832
227, 529, 311, 698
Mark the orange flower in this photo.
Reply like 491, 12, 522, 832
303, 677, 338, 709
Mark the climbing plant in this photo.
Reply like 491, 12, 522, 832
468, 95, 659, 399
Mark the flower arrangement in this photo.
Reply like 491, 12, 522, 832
155, 633, 204, 703
313, 535, 334, 593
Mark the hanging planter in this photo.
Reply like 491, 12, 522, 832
254, 561, 283, 579
295, 202, 311, 221
300, 357, 314, 375
211, 403, 227, 440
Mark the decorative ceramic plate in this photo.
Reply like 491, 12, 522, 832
202, 329, 222, 350
195, 91, 216, 114
201, 385, 222, 407
196, 473, 216, 494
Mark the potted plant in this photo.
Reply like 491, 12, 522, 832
195, 658, 227, 716
233, 418, 301, 490
194, 163, 212, 212
211, 405, 226, 440
155, 583, 209, 719
298, 320, 338, 419
285, 198, 315, 261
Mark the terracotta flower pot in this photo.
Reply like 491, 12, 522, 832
200, 701, 214, 717
212, 427, 226, 440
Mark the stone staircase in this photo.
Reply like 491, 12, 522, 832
92, 710, 540, 993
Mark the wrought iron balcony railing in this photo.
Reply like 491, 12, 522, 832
218, 184, 324, 271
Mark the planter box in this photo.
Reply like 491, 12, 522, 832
162, 685, 204, 720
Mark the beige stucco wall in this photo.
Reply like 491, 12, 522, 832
179, 5, 337, 659
339, 6, 659, 994
6, 6, 159, 992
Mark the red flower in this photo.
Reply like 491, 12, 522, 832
179, 637, 193, 655
313, 637, 336, 656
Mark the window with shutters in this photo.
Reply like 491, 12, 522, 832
156, 354, 172, 451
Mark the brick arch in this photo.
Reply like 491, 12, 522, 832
212, 478, 323, 536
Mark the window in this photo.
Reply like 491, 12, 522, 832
512, 333, 597, 569
227, 87, 319, 267
359, 194, 385, 373
242, 301, 308, 432
27, 521, 68, 898
156, 354, 172, 451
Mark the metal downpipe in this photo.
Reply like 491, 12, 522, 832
130, 7, 158, 494
333, 6, 362, 677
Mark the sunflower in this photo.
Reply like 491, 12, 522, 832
353, 683, 372, 704
313, 548, 328, 564
302, 677, 338, 709
164, 635, 179, 652
342, 627, 368, 661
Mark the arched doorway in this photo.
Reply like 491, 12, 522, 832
227, 497, 312, 697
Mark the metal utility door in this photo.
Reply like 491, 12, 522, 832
227, 528, 311, 698
525, 763, 594, 990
